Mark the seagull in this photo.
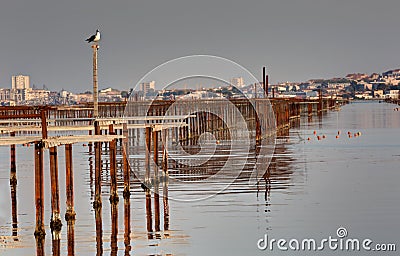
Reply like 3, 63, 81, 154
86, 29, 101, 43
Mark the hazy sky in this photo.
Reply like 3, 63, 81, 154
1, 0, 400, 92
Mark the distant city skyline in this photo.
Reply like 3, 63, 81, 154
1, 0, 400, 92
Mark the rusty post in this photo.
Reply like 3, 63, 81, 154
145, 126, 152, 187
145, 189, 153, 239
34, 141, 45, 239
162, 129, 168, 175
10, 132, 18, 236
124, 193, 131, 254
49, 146, 62, 234
109, 124, 119, 204
154, 182, 160, 232
94, 121, 102, 209
67, 219, 75, 256
65, 144, 76, 221
123, 123, 130, 199
111, 203, 118, 255
153, 129, 159, 178
163, 179, 169, 231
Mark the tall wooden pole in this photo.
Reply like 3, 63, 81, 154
92, 44, 99, 118
34, 141, 45, 239
122, 123, 130, 199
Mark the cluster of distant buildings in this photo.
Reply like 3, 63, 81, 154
0, 75, 127, 106
1, 69, 399, 106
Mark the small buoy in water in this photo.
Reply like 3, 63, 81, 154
322, 135, 326, 139
307, 137, 311, 141
83, 144, 87, 147
347, 131, 351, 135
337, 131, 341, 135
348, 135, 352, 138
313, 130, 317, 135
358, 132, 362, 136
317, 135, 321, 140
336, 135, 339, 139
216, 140, 220, 145
354, 133, 358, 137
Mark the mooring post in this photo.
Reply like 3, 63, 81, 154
109, 124, 119, 203
92, 44, 99, 118
145, 126, 152, 187
152, 129, 159, 178
10, 131, 18, 235
34, 141, 45, 239
162, 129, 168, 175
122, 123, 130, 199
65, 143, 76, 221
94, 121, 102, 209
145, 189, 153, 239
154, 182, 160, 232
49, 145, 62, 234
163, 179, 169, 231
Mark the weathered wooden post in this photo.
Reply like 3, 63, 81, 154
93, 120, 102, 209
92, 44, 99, 118
123, 123, 130, 200
145, 126, 152, 187
34, 109, 46, 239
163, 179, 169, 231
65, 143, 76, 221
34, 140, 45, 239
49, 145, 62, 233
10, 131, 18, 236
145, 189, 153, 239
111, 203, 118, 255
109, 124, 119, 203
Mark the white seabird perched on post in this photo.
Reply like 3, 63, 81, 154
86, 29, 101, 43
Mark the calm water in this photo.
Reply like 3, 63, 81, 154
0, 101, 399, 255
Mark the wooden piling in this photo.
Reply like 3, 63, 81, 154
94, 121, 102, 209
92, 44, 99, 117
109, 124, 119, 203
123, 123, 130, 199
50, 146, 62, 233
111, 203, 118, 256
67, 219, 75, 256
34, 141, 45, 238
65, 144, 76, 221
154, 182, 160, 232
10, 131, 18, 235
124, 195, 131, 254
145, 126, 152, 186
145, 190, 153, 239
163, 180, 169, 231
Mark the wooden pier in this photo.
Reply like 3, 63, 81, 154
0, 97, 342, 253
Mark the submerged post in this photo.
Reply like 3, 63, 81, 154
92, 44, 99, 117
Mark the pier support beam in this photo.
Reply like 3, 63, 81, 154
10, 132, 18, 236
50, 146, 62, 234
65, 144, 76, 221
94, 121, 102, 209
122, 123, 130, 199
34, 141, 45, 239
145, 126, 152, 187
109, 124, 119, 204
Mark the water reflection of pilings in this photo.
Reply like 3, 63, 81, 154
124, 197, 131, 255
95, 206, 103, 256
67, 219, 75, 256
